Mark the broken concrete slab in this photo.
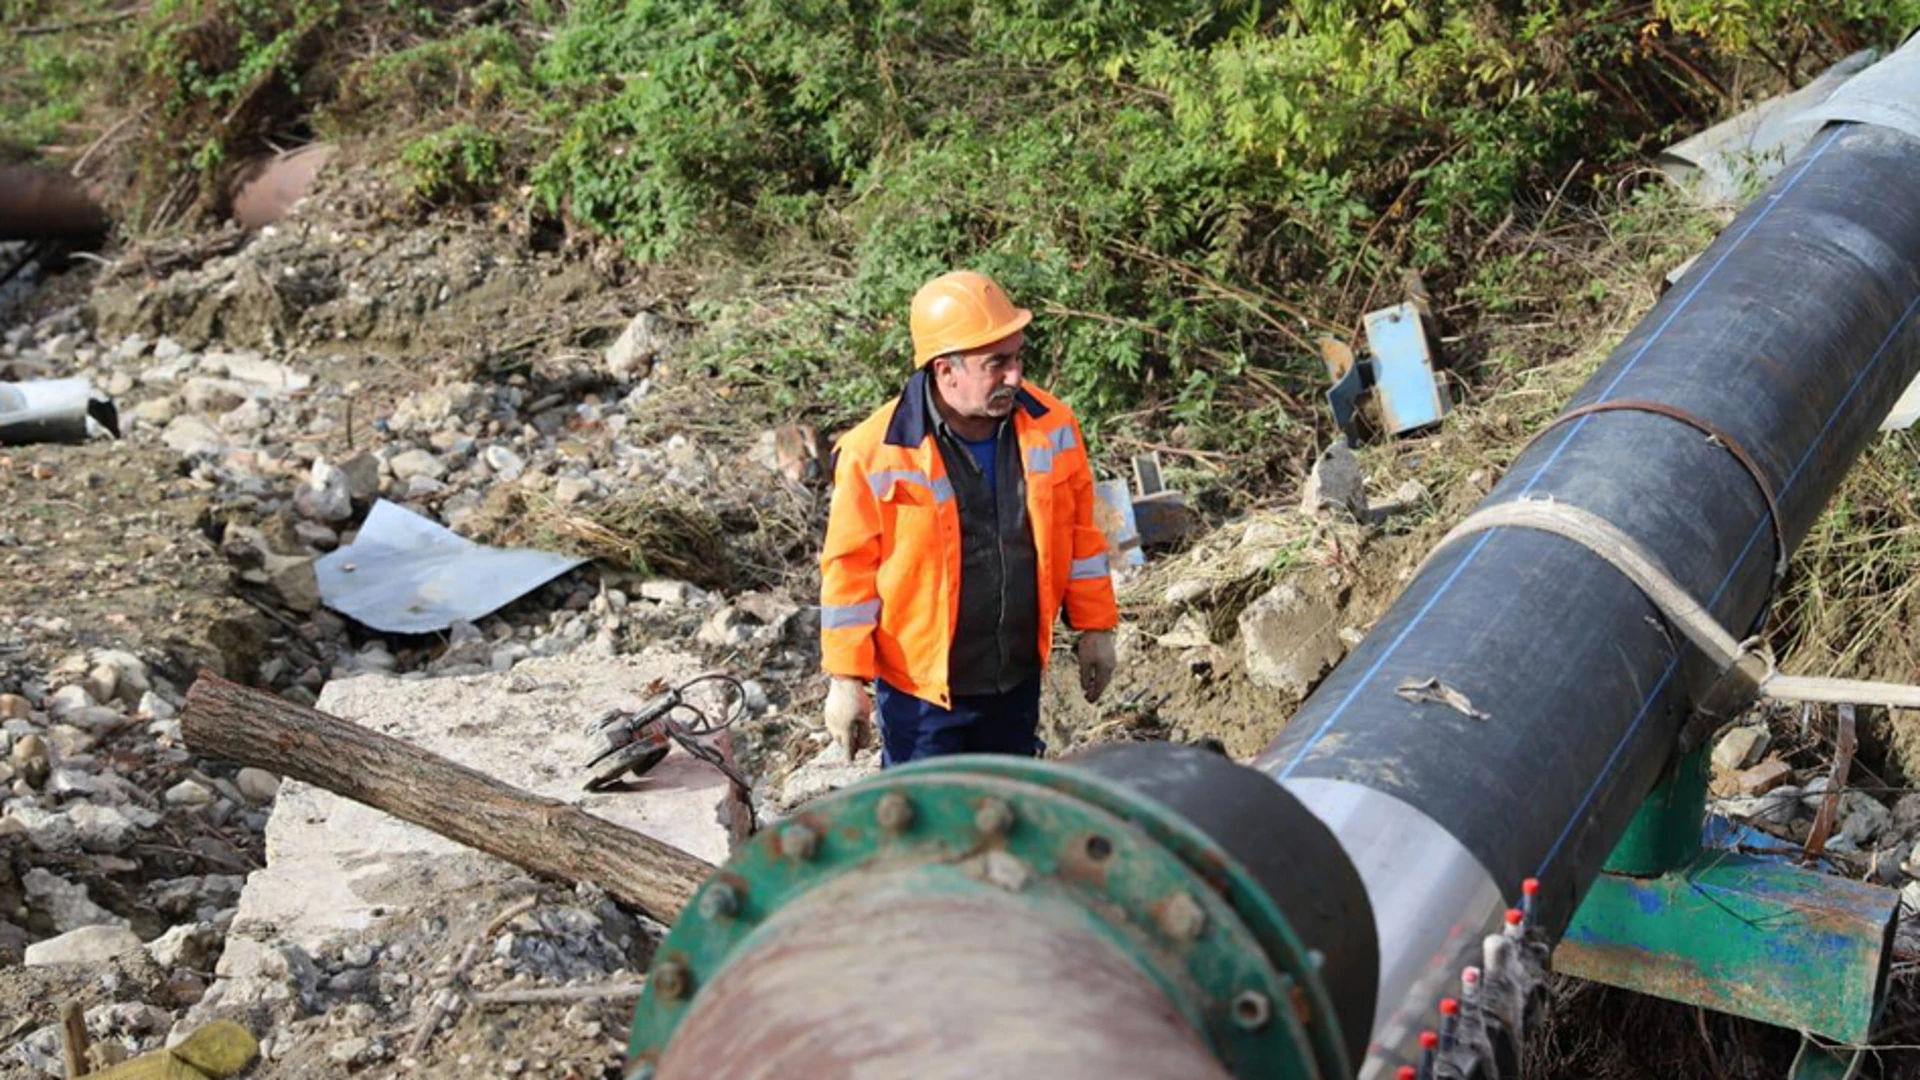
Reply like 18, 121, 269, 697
1238, 578, 1346, 697
214, 649, 740, 993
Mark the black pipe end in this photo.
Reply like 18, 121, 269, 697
1067, 741, 1379, 1069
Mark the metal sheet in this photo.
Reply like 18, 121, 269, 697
1658, 48, 1878, 208
314, 499, 587, 633
1361, 302, 1447, 435
1282, 777, 1505, 1080
1802, 32, 1920, 146
1555, 851, 1898, 1044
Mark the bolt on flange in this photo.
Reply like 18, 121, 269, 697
780, 824, 820, 860
876, 791, 914, 832
974, 798, 1014, 837
698, 883, 741, 920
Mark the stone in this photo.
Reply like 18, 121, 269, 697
218, 397, 273, 433
258, 554, 319, 613
337, 451, 382, 503
165, 779, 217, 807
7, 803, 76, 851
388, 382, 482, 435
182, 376, 247, 415
112, 333, 150, 361
10, 733, 48, 787
216, 353, 311, 392
47, 768, 102, 797
1893, 794, 1920, 838
132, 397, 177, 426
554, 476, 593, 505
388, 448, 446, 482
490, 644, 531, 671
297, 457, 355, 523
1734, 758, 1793, 796
0, 693, 28, 720
91, 649, 150, 703
1840, 791, 1894, 845
23, 868, 125, 932
1163, 579, 1211, 606
1712, 725, 1770, 772
640, 579, 704, 606
771, 744, 881, 816
139, 692, 177, 722
235, 768, 280, 804
24, 924, 142, 967
147, 922, 219, 970
605, 310, 680, 379
329, 1037, 372, 1066
294, 520, 340, 550
403, 474, 445, 499
484, 445, 527, 480
0, 920, 28, 965
70, 803, 155, 852
1238, 581, 1345, 697
697, 606, 750, 648
48, 682, 94, 719
161, 415, 226, 456
1299, 441, 1367, 519
83, 664, 118, 704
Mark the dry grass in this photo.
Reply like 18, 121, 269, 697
465, 481, 815, 595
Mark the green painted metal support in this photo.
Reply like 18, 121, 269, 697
1602, 746, 1708, 877
1555, 747, 1900, 1046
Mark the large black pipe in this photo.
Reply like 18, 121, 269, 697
1256, 116, 1920, 1071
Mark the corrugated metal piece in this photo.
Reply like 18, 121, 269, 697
314, 499, 586, 633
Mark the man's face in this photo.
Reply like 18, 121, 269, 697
933, 332, 1025, 420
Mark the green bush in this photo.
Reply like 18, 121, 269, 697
90, 0, 1920, 431
399, 122, 502, 204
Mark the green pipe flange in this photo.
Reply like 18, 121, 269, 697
627, 756, 1345, 1080
930, 755, 1351, 1080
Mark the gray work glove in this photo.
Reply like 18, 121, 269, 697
1075, 631, 1117, 703
823, 675, 873, 755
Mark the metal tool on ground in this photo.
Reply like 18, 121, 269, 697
582, 673, 750, 792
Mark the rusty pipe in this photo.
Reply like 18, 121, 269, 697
0, 165, 108, 241
656, 872, 1233, 1080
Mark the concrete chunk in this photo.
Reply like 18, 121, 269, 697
219, 649, 740, 978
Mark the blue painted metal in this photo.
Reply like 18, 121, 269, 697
1554, 848, 1898, 1043
1361, 302, 1449, 435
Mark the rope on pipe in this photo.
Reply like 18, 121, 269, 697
1424, 496, 1920, 712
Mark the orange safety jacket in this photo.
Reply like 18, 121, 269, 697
819, 371, 1120, 709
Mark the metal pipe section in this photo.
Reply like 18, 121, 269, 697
1258, 103, 1920, 1076
0, 165, 108, 242
657, 873, 1234, 1080
0, 378, 118, 445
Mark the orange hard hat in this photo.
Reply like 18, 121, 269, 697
909, 270, 1033, 367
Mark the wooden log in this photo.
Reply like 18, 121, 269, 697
181, 672, 711, 924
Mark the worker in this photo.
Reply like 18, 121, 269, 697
818, 269, 1120, 765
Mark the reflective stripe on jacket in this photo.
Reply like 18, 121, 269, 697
819, 370, 1119, 709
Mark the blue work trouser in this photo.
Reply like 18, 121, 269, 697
875, 676, 1044, 768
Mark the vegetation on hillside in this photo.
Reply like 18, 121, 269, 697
4, 1, 1918, 456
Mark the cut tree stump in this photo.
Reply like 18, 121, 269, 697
181, 671, 711, 924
